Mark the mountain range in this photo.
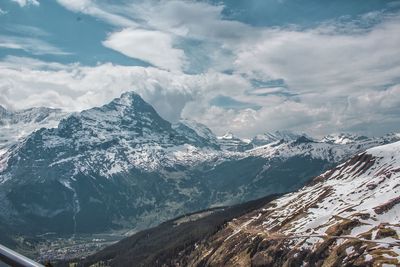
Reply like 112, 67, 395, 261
172, 140, 400, 266
0, 91, 399, 241
76, 140, 400, 267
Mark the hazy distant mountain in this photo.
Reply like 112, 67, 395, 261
250, 130, 305, 146
320, 133, 369, 144
217, 132, 252, 151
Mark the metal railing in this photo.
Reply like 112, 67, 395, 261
0, 244, 44, 267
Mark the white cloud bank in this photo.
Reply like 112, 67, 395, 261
2, 1, 400, 137
1, 51, 400, 138
233, 15, 400, 96
0, 56, 248, 125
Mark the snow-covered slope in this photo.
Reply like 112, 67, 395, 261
217, 132, 252, 152
172, 119, 220, 149
177, 141, 400, 266
0, 105, 66, 157
320, 133, 369, 144
246, 135, 386, 163
321, 132, 400, 146
251, 130, 304, 146
250, 141, 400, 248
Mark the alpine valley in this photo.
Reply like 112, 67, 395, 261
0, 91, 399, 258
81, 136, 400, 267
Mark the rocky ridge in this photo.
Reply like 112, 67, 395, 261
171, 141, 400, 266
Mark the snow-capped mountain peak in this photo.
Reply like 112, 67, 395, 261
54, 91, 181, 147
251, 130, 305, 146
320, 133, 369, 144
217, 132, 252, 151
218, 132, 236, 140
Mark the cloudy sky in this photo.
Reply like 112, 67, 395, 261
0, 0, 400, 137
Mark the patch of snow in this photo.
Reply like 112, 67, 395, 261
230, 141, 400, 259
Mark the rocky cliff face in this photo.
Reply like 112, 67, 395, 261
171, 141, 400, 267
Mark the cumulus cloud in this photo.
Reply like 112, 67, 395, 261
0, 56, 248, 124
55, 0, 254, 73
124, 0, 254, 41
2, 0, 400, 137
233, 15, 400, 96
1, 53, 400, 138
108, 0, 255, 72
103, 28, 186, 72
56, 0, 188, 71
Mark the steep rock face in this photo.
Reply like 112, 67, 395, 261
173, 141, 400, 267
172, 120, 220, 149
